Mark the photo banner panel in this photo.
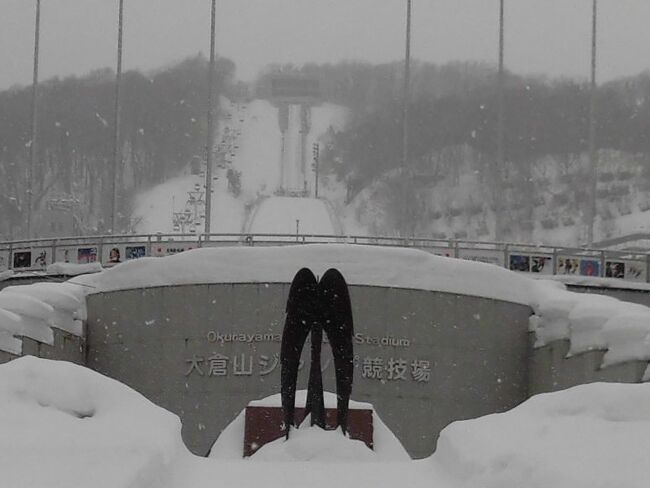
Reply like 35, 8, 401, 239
458, 249, 505, 267
557, 256, 601, 277
508, 253, 554, 274
605, 260, 647, 282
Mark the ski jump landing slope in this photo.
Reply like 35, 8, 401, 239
132, 98, 349, 236
244, 196, 340, 235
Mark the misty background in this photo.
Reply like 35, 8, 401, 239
3, 0, 650, 247
3, 0, 650, 89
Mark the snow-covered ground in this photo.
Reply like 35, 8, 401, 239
132, 98, 357, 236
2, 356, 650, 488
246, 196, 339, 235
0, 356, 186, 488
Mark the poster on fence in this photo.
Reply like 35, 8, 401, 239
125, 245, 147, 260
557, 257, 580, 275
55, 246, 79, 264
458, 248, 504, 267
579, 259, 601, 277
605, 260, 646, 282
150, 242, 196, 257
102, 246, 124, 267
508, 254, 553, 274
557, 256, 601, 277
12, 250, 32, 269
32, 249, 49, 269
77, 247, 98, 264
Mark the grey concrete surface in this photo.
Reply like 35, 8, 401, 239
0, 350, 18, 364
21, 327, 86, 365
86, 283, 532, 459
528, 336, 649, 396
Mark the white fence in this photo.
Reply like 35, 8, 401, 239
1, 233, 648, 284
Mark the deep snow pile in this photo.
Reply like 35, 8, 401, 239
529, 279, 650, 370
3, 358, 650, 487
0, 282, 85, 355
432, 382, 650, 488
0, 356, 189, 488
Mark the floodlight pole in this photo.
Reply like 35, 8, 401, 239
204, 0, 217, 238
495, 0, 505, 241
587, 0, 598, 246
27, 0, 41, 239
110, 0, 124, 234
401, 0, 412, 235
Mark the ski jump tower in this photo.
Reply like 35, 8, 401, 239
268, 74, 321, 196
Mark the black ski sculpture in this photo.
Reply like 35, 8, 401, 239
280, 268, 354, 438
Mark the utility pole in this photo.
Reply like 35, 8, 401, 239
204, 0, 217, 238
110, 0, 124, 234
401, 0, 412, 236
313, 143, 320, 198
495, 0, 505, 241
587, 0, 598, 246
27, 0, 41, 239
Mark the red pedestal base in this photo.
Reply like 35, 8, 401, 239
243, 405, 374, 457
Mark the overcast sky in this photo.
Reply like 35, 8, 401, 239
2, 0, 650, 90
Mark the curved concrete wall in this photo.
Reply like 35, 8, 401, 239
86, 283, 532, 459
0, 328, 86, 366
528, 337, 650, 396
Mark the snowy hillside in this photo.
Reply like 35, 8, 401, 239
131, 98, 360, 236
245, 196, 340, 235
347, 147, 650, 246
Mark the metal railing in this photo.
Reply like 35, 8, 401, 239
0, 233, 648, 284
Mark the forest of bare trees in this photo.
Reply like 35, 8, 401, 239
0, 54, 234, 239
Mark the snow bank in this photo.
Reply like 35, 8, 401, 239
529, 279, 650, 367
0, 270, 14, 282
0, 356, 189, 488
46, 261, 103, 276
5, 359, 650, 488
253, 425, 378, 462
431, 382, 650, 488
0, 281, 86, 354
210, 390, 410, 462
76, 244, 534, 306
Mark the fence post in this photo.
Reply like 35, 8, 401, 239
8, 242, 13, 271
503, 244, 509, 270
94, 237, 101, 266
600, 250, 606, 278
51, 239, 57, 266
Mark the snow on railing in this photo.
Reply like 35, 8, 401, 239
0, 281, 86, 355
0, 232, 648, 284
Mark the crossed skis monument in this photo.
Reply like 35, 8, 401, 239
243, 268, 374, 456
